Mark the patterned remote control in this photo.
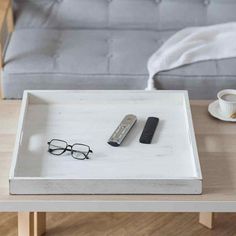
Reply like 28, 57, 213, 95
108, 114, 137, 147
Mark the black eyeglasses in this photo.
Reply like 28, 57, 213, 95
47, 139, 93, 160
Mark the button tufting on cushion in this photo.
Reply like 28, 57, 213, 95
204, 0, 210, 6
155, 0, 161, 4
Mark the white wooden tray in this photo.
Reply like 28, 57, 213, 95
9, 90, 202, 195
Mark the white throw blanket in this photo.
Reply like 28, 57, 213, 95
147, 22, 236, 90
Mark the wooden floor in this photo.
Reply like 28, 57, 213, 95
1, 212, 236, 236
1, 100, 236, 235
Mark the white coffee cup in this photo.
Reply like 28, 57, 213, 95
217, 89, 236, 118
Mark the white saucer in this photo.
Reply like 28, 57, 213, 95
208, 100, 236, 122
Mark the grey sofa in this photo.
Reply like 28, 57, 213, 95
1, 0, 236, 99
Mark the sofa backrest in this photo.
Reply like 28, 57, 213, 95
13, 0, 236, 30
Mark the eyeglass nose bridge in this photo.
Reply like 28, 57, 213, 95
66, 145, 73, 151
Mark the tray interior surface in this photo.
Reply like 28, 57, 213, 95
13, 91, 200, 180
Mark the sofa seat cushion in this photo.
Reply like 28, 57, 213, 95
3, 28, 173, 98
155, 64, 236, 99
4, 29, 174, 75
3, 28, 236, 99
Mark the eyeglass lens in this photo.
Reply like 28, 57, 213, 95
72, 144, 90, 159
49, 139, 67, 155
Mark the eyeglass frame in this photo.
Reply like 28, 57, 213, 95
47, 139, 93, 160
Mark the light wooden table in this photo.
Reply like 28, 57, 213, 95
1, 100, 236, 235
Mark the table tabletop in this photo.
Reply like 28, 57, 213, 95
1, 100, 236, 212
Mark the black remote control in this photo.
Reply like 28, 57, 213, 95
139, 117, 159, 144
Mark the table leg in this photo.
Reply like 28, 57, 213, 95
199, 212, 214, 229
18, 212, 34, 236
34, 212, 46, 236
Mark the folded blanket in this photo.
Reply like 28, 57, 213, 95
147, 22, 236, 90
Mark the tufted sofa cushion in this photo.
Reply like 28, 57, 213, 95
3, 28, 236, 99
14, 0, 236, 30
2, 29, 171, 98
156, 60, 236, 98
4, 29, 174, 74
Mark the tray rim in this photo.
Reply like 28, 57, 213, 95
9, 90, 202, 184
